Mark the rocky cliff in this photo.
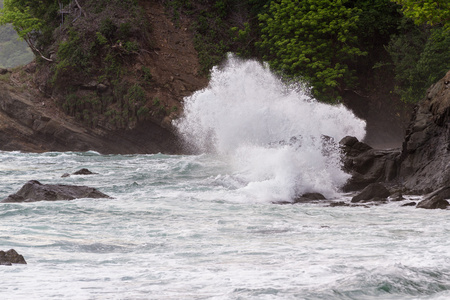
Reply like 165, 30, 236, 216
341, 70, 450, 196
398, 70, 450, 193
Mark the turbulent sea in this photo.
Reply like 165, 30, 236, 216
1, 57, 450, 299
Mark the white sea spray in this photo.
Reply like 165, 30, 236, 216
175, 55, 366, 202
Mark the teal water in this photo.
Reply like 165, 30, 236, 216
1, 151, 449, 300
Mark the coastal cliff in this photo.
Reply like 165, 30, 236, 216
398, 70, 450, 193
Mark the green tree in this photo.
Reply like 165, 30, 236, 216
391, 0, 450, 30
387, 0, 450, 102
0, 0, 64, 61
258, 0, 366, 101
387, 23, 450, 102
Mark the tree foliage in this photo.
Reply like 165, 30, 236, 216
391, 0, 450, 30
257, 0, 366, 101
0, 0, 63, 60
387, 23, 450, 102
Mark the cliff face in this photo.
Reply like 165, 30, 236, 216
399, 70, 450, 193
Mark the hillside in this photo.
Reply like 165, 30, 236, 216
1, 0, 447, 152
0, 0, 208, 153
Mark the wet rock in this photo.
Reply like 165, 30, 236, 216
389, 191, 404, 201
340, 136, 400, 192
1, 180, 110, 203
293, 192, 326, 203
61, 168, 98, 177
328, 201, 350, 207
398, 70, 450, 193
0, 249, 27, 265
425, 186, 450, 201
401, 202, 416, 207
416, 196, 449, 209
351, 183, 390, 203
73, 168, 98, 175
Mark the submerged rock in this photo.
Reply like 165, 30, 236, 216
1, 180, 110, 203
293, 192, 327, 203
401, 202, 417, 207
62, 168, 99, 177
0, 249, 27, 265
73, 168, 98, 175
351, 183, 390, 203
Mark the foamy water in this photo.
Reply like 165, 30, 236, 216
0, 151, 449, 300
175, 56, 366, 201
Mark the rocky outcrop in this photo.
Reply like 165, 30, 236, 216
340, 136, 400, 192
62, 168, 98, 177
398, 70, 450, 194
351, 183, 390, 203
341, 71, 450, 204
1, 180, 110, 203
293, 192, 327, 203
0, 249, 27, 265
416, 196, 449, 209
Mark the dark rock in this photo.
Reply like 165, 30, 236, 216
401, 202, 416, 207
359, 197, 388, 203
389, 191, 404, 201
398, 70, 450, 193
0, 249, 27, 265
272, 200, 292, 205
425, 186, 450, 201
340, 136, 400, 192
73, 168, 98, 175
1, 180, 110, 203
0, 68, 9, 75
61, 173, 70, 178
351, 183, 390, 203
328, 201, 350, 207
301, 193, 326, 200
416, 196, 449, 209
293, 192, 326, 203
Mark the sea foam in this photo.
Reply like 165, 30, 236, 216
175, 55, 366, 202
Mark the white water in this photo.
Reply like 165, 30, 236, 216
0, 152, 449, 300
175, 56, 366, 202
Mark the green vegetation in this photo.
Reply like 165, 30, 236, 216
1, 0, 157, 129
0, 0, 33, 68
258, 0, 366, 101
387, 24, 450, 102
164, 0, 449, 103
391, 0, 450, 30
1, 0, 449, 126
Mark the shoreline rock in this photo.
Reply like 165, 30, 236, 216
0, 249, 27, 265
1, 180, 110, 203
